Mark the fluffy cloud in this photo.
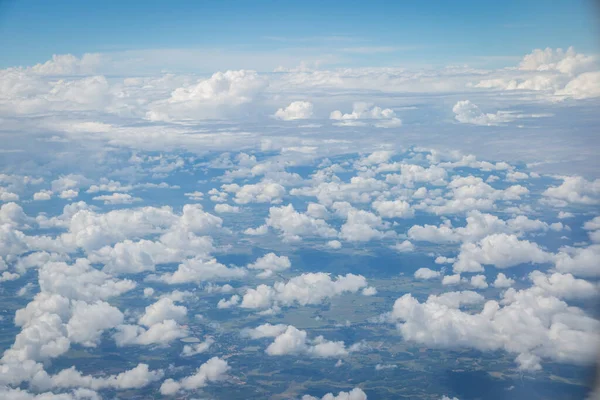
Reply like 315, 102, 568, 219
389, 287, 600, 370
274, 101, 314, 120
266, 204, 337, 240
159, 357, 230, 395
302, 388, 367, 400
553, 245, 600, 277
146, 70, 268, 121
414, 268, 441, 280
247, 252, 291, 278
247, 324, 362, 358
372, 199, 413, 218
235, 272, 368, 310
330, 102, 401, 128
222, 180, 286, 204
453, 233, 552, 273
157, 256, 246, 284
92, 193, 142, 205
542, 176, 600, 205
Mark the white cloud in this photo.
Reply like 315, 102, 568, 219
469, 274, 488, 289
330, 102, 401, 128
543, 176, 600, 205
274, 101, 314, 120
159, 357, 229, 395
214, 203, 240, 213
528, 270, 598, 300
247, 324, 361, 359
453, 233, 552, 273
492, 273, 515, 288
414, 268, 441, 280
247, 252, 291, 278
147, 70, 268, 121
372, 199, 413, 218
157, 256, 246, 284
301, 388, 367, 400
554, 245, 600, 277
92, 193, 142, 205
237, 272, 368, 310
222, 180, 286, 204
391, 240, 414, 253
181, 337, 214, 356
266, 204, 337, 240
389, 286, 600, 370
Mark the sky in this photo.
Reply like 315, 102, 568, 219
1, 0, 599, 71
1, 2, 600, 400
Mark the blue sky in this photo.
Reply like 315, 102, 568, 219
1, 0, 599, 69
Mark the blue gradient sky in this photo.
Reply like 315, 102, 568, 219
1, 0, 599, 70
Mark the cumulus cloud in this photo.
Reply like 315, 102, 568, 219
266, 204, 337, 241
247, 252, 291, 278
542, 176, 600, 205
274, 101, 314, 120
453, 233, 553, 273
233, 272, 368, 310
246, 324, 362, 358
159, 357, 229, 395
330, 102, 401, 128
388, 287, 600, 370
414, 268, 441, 280
301, 388, 367, 400
452, 100, 548, 126
146, 70, 268, 121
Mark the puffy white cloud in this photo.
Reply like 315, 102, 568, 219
214, 203, 240, 213
492, 273, 515, 288
92, 193, 142, 205
222, 180, 286, 204
391, 240, 414, 253
157, 256, 246, 284
382, 164, 447, 187
114, 319, 187, 346
372, 199, 413, 218
414, 268, 441, 280
340, 208, 389, 242
301, 388, 367, 400
66, 301, 124, 347
555, 71, 600, 99
39, 259, 135, 302
292, 176, 388, 206
181, 337, 215, 357
247, 252, 291, 278
247, 324, 360, 358
330, 102, 401, 128
543, 176, 600, 205
274, 101, 314, 120
217, 295, 240, 309
528, 270, 598, 300
453, 234, 552, 273
138, 298, 187, 327
469, 275, 488, 289
518, 47, 596, 75
33, 362, 163, 391
453, 100, 518, 126
409, 211, 551, 245
0, 387, 101, 400
442, 274, 462, 286
147, 70, 267, 121
237, 272, 368, 310
33, 190, 52, 201
159, 356, 230, 395
553, 245, 600, 277
266, 204, 337, 240
389, 286, 600, 370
